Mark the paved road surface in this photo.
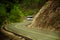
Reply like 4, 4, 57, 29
5, 20, 60, 40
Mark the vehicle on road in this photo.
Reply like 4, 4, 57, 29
26, 16, 33, 21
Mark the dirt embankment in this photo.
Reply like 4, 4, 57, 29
0, 27, 32, 40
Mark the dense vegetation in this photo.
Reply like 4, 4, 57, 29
0, 0, 47, 27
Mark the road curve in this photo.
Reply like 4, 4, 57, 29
4, 21, 60, 40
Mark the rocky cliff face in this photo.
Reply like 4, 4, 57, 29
29, 0, 60, 31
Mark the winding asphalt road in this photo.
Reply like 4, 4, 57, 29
5, 20, 60, 40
